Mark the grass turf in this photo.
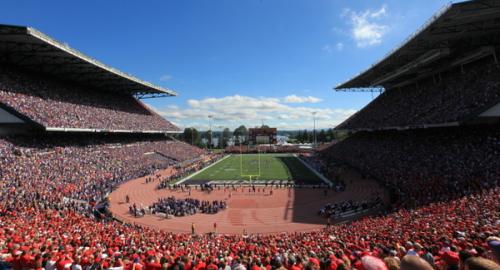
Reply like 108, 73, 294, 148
188, 153, 323, 183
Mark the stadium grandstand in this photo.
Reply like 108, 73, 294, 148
0, 24, 179, 134
335, 0, 500, 131
1, 1, 500, 270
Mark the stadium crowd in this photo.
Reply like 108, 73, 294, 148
299, 155, 345, 191
337, 58, 500, 130
0, 134, 206, 213
0, 64, 178, 132
0, 188, 498, 270
0, 124, 498, 270
147, 196, 227, 216
0, 67, 499, 270
318, 125, 499, 209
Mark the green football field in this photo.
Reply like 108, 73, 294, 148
187, 153, 323, 183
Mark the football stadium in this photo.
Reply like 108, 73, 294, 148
1, 1, 500, 270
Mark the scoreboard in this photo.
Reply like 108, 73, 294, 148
248, 127, 277, 145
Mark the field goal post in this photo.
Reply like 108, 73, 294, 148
240, 143, 262, 183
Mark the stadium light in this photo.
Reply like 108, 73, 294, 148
208, 115, 213, 149
312, 111, 317, 148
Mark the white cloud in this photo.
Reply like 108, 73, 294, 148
336, 42, 344, 51
332, 27, 345, 35
160, 74, 173, 81
322, 44, 333, 54
370, 5, 387, 18
323, 43, 344, 53
153, 95, 356, 130
342, 5, 389, 47
283, 95, 322, 103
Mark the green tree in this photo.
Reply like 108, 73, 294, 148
221, 128, 231, 148
183, 127, 200, 145
296, 130, 302, 142
201, 130, 212, 148
298, 129, 309, 143
233, 125, 248, 144
318, 129, 327, 143
326, 128, 334, 141
302, 129, 310, 143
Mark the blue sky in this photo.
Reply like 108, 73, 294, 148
1, 0, 451, 130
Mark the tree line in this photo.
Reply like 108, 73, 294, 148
176, 125, 248, 148
175, 125, 345, 148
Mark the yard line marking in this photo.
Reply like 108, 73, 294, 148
177, 155, 231, 184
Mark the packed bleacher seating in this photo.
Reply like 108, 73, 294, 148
337, 58, 500, 130
318, 125, 499, 208
300, 154, 345, 190
0, 124, 497, 270
0, 188, 498, 270
0, 41, 499, 270
0, 134, 205, 212
0, 64, 178, 131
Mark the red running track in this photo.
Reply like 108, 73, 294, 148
109, 168, 387, 235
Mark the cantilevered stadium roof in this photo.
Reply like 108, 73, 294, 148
335, 0, 500, 91
0, 24, 177, 98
